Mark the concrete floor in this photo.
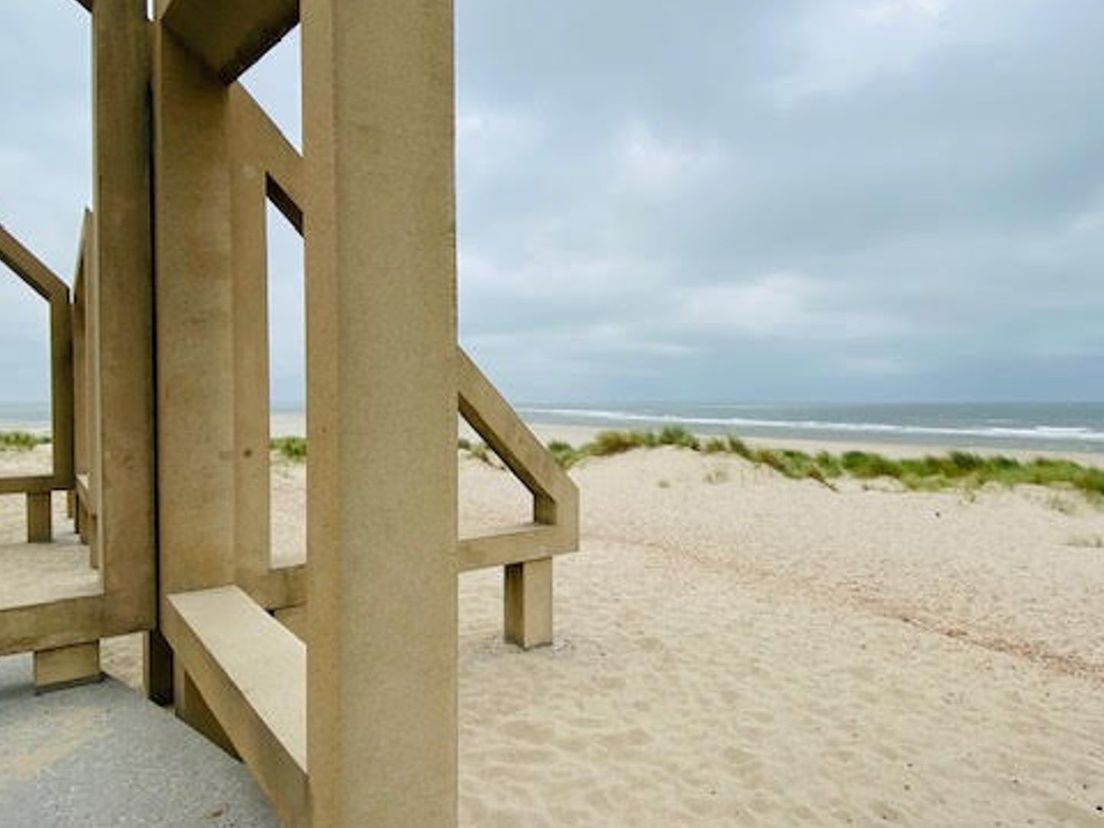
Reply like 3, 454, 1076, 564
0, 653, 277, 827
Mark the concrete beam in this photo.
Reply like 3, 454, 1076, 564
0, 595, 147, 659
458, 347, 579, 537
158, 0, 298, 84
458, 523, 576, 573
0, 476, 56, 495
173, 661, 238, 758
0, 225, 69, 302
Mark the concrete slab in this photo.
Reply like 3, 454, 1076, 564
0, 652, 277, 827
0, 535, 99, 612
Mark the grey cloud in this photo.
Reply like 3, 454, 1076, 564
456, 0, 1104, 401
1, 1, 1101, 406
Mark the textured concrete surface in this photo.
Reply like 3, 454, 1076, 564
0, 652, 276, 827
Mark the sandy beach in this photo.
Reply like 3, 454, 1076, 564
2, 434, 1103, 825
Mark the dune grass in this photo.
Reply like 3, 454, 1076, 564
270, 436, 307, 461
543, 428, 1104, 500
274, 435, 495, 464
0, 430, 51, 451
467, 442, 492, 464
270, 427, 1104, 502
1068, 535, 1104, 549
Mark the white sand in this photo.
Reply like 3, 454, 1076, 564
3, 441, 1104, 824
454, 447, 1104, 826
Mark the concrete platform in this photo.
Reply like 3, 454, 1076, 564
0, 535, 99, 611
0, 652, 277, 827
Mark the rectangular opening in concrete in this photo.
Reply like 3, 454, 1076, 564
0, 269, 52, 481
266, 197, 306, 571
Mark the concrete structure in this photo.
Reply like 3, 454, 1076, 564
0, 1, 579, 825
0, 1, 155, 703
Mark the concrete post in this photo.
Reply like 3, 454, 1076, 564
92, 0, 157, 611
151, 18, 236, 726
505, 558, 554, 649
303, 0, 459, 824
26, 493, 52, 543
33, 641, 102, 693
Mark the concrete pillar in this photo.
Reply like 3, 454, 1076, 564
72, 227, 88, 490
33, 641, 102, 693
151, 22, 237, 599
91, 0, 158, 681
229, 102, 275, 593
151, 14, 237, 715
144, 629, 175, 707
48, 298, 74, 490
303, 0, 458, 824
77, 499, 90, 544
82, 499, 99, 570
93, 0, 157, 593
26, 492, 52, 543
505, 558, 554, 649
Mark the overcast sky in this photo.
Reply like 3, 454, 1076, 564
1, 0, 1102, 405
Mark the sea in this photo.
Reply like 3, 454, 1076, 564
516, 402, 1104, 455
5, 401, 1104, 455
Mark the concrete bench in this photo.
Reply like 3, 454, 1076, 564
164, 585, 306, 824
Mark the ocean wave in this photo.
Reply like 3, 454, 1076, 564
517, 407, 1104, 443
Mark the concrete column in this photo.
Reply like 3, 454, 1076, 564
151, 14, 238, 714
87, 524, 100, 570
505, 558, 554, 649
33, 641, 102, 693
26, 492, 52, 543
151, 22, 236, 599
303, 0, 459, 825
229, 123, 274, 592
72, 233, 88, 485
48, 298, 74, 490
144, 629, 175, 706
78, 500, 90, 544
91, 0, 158, 670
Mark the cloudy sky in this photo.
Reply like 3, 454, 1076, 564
1, 0, 1102, 406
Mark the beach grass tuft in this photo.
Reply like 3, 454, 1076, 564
703, 468, 729, 485
270, 436, 307, 461
1068, 535, 1104, 549
0, 430, 51, 451
1045, 493, 1078, 516
468, 442, 492, 464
